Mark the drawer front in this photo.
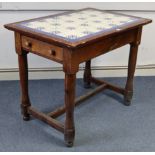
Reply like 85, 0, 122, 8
21, 36, 63, 63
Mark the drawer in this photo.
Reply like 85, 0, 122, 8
21, 36, 63, 63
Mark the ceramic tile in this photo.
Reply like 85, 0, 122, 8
17, 9, 139, 42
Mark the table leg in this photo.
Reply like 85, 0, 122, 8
124, 43, 139, 106
18, 52, 31, 120
83, 60, 92, 88
64, 73, 76, 147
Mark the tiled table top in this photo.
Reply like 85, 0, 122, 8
16, 8, 139, 42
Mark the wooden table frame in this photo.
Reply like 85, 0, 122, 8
4, 8, 152, 147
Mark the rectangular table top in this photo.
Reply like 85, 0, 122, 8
5, 8, 151, 48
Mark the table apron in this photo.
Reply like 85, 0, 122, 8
73, 28, 139, 64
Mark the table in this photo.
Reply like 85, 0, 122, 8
4, 8, 152, 147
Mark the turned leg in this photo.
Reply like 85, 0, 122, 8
83, 60, 92, 88
64, 73, 76, 147
124, 43, 139, 106
18, 52, 31, 120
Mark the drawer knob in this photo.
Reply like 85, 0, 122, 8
25, 41, 32, 48
50, 49, 56, 56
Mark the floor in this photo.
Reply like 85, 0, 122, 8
0, 76, 155, 151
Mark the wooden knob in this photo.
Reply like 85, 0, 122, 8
25, 41, 32, 48
50, 49, 56, 56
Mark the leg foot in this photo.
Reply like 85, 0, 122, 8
124, 99, 131, 106
65, 141, 74, 147
21, 104, 30, 121
64, 129, 75, 147
23, 115, 30, 121
124, 91, 133, 106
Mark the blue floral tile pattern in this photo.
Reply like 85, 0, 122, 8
17, 9, 139, 42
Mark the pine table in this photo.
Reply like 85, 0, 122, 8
4, 8, 152, 147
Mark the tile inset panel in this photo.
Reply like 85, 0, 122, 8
17, 8, 139, 42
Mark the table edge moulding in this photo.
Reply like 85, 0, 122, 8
4, 7, 151, 48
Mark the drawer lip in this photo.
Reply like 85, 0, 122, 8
21, 36, 63, 64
